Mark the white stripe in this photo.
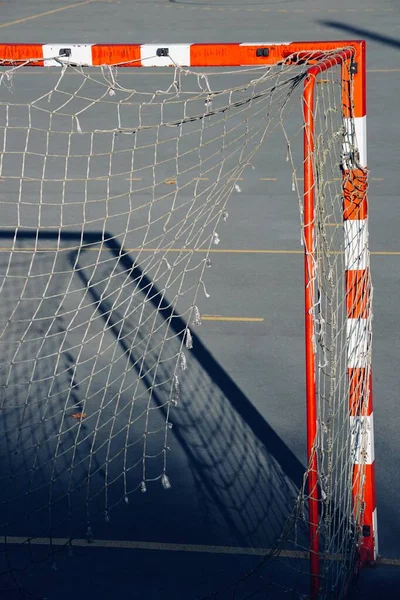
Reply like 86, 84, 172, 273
350, 413, 374, 464
347, 317, 371, 368
344, 219, 369, 270
372, 507, 379, 558
140, 44, 191, 67
239, 42, 292, 46
42, 44, 94, 67
343, 115, 367, 168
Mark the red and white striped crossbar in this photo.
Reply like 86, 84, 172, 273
0, 41, 365, 117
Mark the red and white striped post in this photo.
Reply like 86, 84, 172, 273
342, 42, 378, 567
303, 42, 377, 598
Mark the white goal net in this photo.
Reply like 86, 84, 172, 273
0, 48, 372, 599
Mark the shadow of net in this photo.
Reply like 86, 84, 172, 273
0, 230, 310, 599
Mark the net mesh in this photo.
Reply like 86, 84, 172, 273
0, 49, 371, 599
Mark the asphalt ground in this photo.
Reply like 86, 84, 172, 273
0, 1, 399, 599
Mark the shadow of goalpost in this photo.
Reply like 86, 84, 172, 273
0, 228, 312, 599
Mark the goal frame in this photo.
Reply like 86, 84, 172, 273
0, 39, 376, 598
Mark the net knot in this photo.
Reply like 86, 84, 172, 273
161, 473, 171, 490
192, 306, 202, 327
171, 374, 180, 406
185, 327, 193, 349
179, 351, 187, 371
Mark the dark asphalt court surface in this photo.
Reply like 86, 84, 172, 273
0, 1, 399, 598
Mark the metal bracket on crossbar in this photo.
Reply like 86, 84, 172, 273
156, 48, 169, 57
256, 48, 269, 57
350, 61, 358, 75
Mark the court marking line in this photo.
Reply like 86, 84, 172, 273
0, 536, 313, 559
172, 5, 393, 14
0, 176, 386, 182
1, 536, 399, 565
201, 315, 263, 322
1, 536, 299, 557
120, 177, 382, 183
0, 248, 399, 256
0, 0, 101, 29
0, 247, 303, 254
367, 69, 400, 73
8, 69, 400, 75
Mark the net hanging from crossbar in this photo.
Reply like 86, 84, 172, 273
0, 49, 372, 599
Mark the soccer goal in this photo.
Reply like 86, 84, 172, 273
0, 41, 376, 599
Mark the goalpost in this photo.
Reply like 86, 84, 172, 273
0, 41, 376, 599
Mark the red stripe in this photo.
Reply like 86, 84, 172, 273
353, 462, 377, 565
346, 268, 370, 319
92, 44, 141, 66
189, 43, 270, 67
343, 169, 368, 220
0, 44, 44, 66
348, 368, 372, 416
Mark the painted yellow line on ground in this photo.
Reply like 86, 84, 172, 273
368, 68, 400, 72
0, 536, 307, 559
295, 177, 384, 182
205, 249, 302, 254
378, 557, 400, 566
0, 536, 303, 557
0, 247, 303, 254
0, 0, 98, 29
201, 315, 263, 323
125, 178, 210, 181
0, 247, 399, 256
1, 536, 399, 565
0, 176, 385, 183
9, 69, 400, 76
181, 5, 392, 12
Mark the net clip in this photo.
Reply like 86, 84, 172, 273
362, 525, 371, 538
350, 61, 358, 75
256, 47, 269, 57
156, 48, 169, 57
